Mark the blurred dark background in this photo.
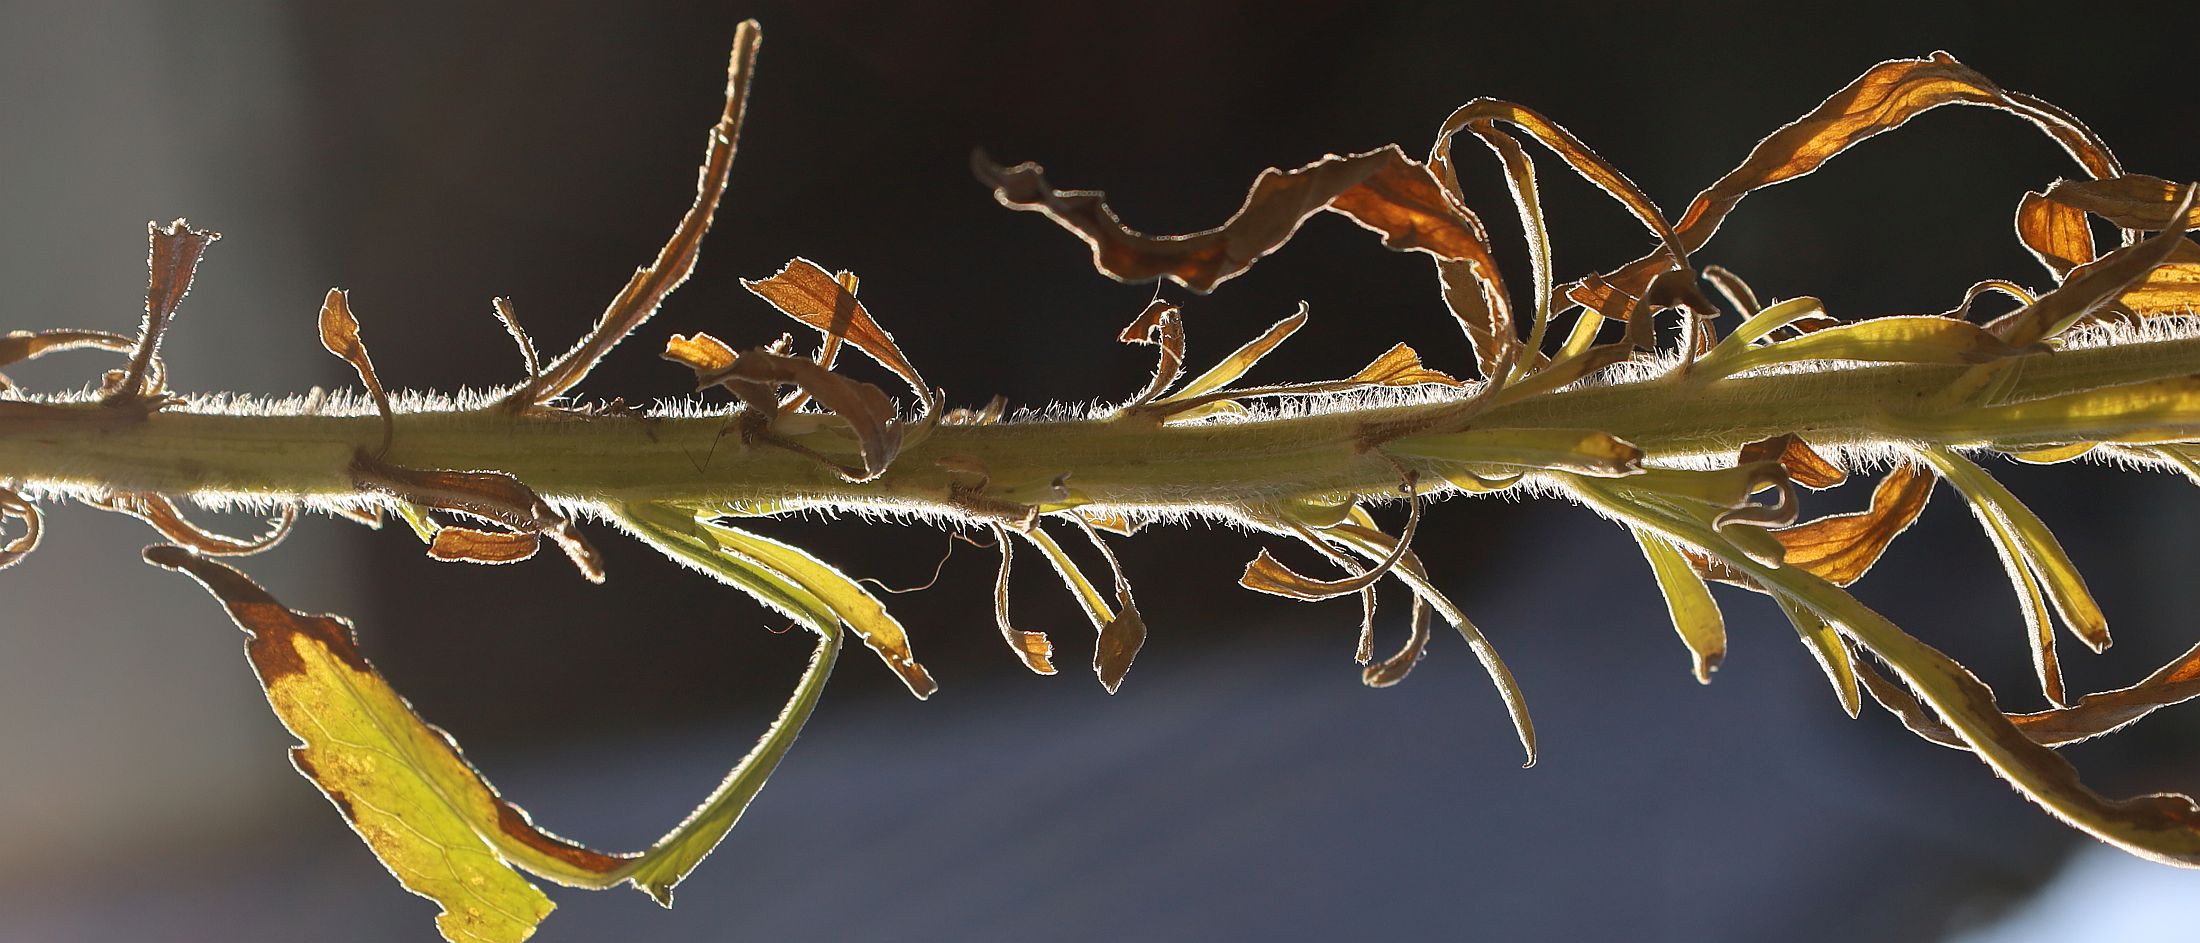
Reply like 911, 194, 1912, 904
5, 1, 2200, 940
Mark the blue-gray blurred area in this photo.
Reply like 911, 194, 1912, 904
5, 1, 2200, 940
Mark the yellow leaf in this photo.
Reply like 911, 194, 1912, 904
1629, 527, 1725, 684
148, 546, 558, 943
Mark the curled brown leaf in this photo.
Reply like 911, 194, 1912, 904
351, 451, 603, 583
0, 489, 41, 570
94, 492, 295, 556
977, 144, 1490, 293
2016, 191, 2097, 281
428, 527, 543, 565
105, 219, 219, 404
1861, 642, 2200, 750
506, 20, 761, 409
743, 258, 933, 411
988, 525, 1056, 675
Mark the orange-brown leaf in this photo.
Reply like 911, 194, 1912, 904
704, 350, 905, 482
1738, 434, 1847, 490
977, 145, 1490, 293
0, 490, 41, 571
2016, 191, 2097, 281
1095, 590, 1146, 696
1119, 300, 1186, 407
1588, 52, 2120, 302
663, 332, 738, 374
97, 492, 294, 556
988, 531, 1055, 675
1774, 464, 1935, 584
352, 451, 604, 583
743, 258, 930, 407
427, 527, 543, 565
1993, 192, 2196, 345
1862, 641, 2200, 750
318, 289, 393, 457
2045, 174, 2200, 231
1362, 596, 1432, 688
508, 21, 760, 408
1350, 343, 1463, 387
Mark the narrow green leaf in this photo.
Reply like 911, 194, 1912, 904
1921, 448, 2108, 655
1628, 527, 1725, 684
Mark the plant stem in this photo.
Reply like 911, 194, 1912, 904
7, 331, 2200, 515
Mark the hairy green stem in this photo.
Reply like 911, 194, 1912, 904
6, 332, 2199, 514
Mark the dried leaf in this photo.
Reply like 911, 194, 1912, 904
2045, 174, 2200, 231
351, 452, 604, 583
1864, 641, 2200, 749
1774, 464, 1934, 585
1590, 52, 2120, 302
145, 546, 558, 943
663, 332, 738, 374
0, 490, 41, 570
2111, 255, 2200, 316
96, 492, 295, 556
988, 527, 1056, 674
1990, 186, 2196, 345
742, 258, 932, 410
491, 297, 541, 379
428, 527, 542, 565
1738, 434, 1846, 490
2016, 191, 2097, 281
0, 329, 137, 371
1012, 523, 1142, 691
1349, 343, 1463, 387
1363, 597, 1432, 688
687, 347, 906, 482
318, 289, 394, 457
106, 219, 219, 403
1432, 99, 1681, 255
1118, 300, 1186, 407
977, 144, 1490, 293
1630, 527, 1725, 684
509, 20, 760, 408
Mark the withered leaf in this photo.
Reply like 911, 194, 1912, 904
145, 546, 560, 943
1118, 300, 1186, 408
0, 490, 41, 570
106, 219, 219, 403
1863, 641, 2200, 750
663, 332, 738, 374
318, 289, 393, 457
977, 144, 1490, 293
491, 297, 541, 379
2045, 174, 2200, 231
1738, 434, 1847, 490
1992, 188, 2197, 345
428, 526, 542, 565
352, 452, 604, 583
2016, 191, 2096, 281
0, 329, 137, 373
988, 528, 1056, 675
508, 20, 760, 409
95, 492, 294, 556
1588, 52, 2120, 303
1363, 597, 1432, 688
1695, 464, 1933, 588
742, 258, 932, 410
1095, 588, 1146, 696
701, 349, 905, 482
1151, 304, 1308, 407
1349, 343, 1463, 387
